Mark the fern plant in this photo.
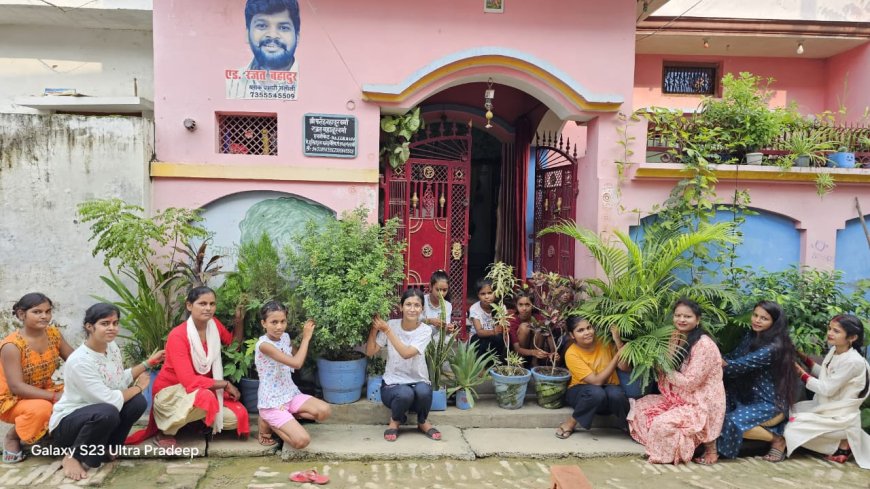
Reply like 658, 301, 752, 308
539, 221, 740, 384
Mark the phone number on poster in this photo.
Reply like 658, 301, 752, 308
248, 91, 296, 99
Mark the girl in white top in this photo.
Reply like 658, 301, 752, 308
421, 270, 454, 337
783, 315, 870, 468
50, 303, 164, 481
468, 277, 506, 361
366, 289, 440, 442
254, 301, 330, 451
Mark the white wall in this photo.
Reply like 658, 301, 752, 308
654, 0, 870, 23
0, 114, 153, 336
0, 25, 153, 113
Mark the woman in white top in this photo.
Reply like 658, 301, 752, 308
365, 288, 439, 442
421, 270, 454, 337
50, 303, 164, 481
785, 314, 870, 468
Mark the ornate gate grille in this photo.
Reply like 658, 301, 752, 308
382, 121, 472, 329
533, 132, 578, 276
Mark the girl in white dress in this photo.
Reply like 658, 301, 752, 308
784, 315, 870, 468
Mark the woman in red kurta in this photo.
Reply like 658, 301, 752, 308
126, 287, 249, 446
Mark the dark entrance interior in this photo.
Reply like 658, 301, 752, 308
466, 127, 502, 302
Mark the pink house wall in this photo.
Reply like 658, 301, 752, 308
825, 43, 870, 121
633, 54, 828, 114
153, 0, 635, 166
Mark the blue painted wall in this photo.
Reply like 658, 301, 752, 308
835, 216, 870, 290
630, 208, 801, 282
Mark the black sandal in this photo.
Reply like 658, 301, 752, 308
825, 447, 852, 463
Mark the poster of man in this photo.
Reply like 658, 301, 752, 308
226, 0, 300, 100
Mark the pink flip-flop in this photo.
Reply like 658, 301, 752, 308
289, 469, 329, 485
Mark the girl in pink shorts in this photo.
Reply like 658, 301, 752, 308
254, 301, 331, 450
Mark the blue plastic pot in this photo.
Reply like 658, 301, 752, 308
367, 375, 382, 403
455, 389, 472, 410
828, 152, 856, 168
617, 370, 653, 399
430, 387, 447, 411
317, 356, 367, 404
239, 378, 260, 413
489, 367, 531, 410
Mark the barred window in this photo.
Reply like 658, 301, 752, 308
217, 114, 278, 155
662, 65, 717, 95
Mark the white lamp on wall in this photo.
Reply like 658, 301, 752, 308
796, 42, 805, 55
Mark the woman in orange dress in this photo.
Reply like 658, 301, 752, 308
0, 293, 74, 463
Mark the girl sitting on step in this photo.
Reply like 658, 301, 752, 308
254, 301, 330, 450
366, 288, 440, 442
0, 293, 73, 464
555, 316, 629, 439
783, 315, 870, 468
50, 303, 163, 481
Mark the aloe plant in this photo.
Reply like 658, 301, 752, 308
447, 340, 497, 409
425, 292, 457, 391
539, 221, 739, 385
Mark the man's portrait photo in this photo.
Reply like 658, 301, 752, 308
226, 0, 301, 100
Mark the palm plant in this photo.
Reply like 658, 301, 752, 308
539, 221, 739, 385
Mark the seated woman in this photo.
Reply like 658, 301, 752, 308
555, 316, 629, 439
628, 298, 726, 464
49, 303, 164, 481
714, 300, 797, 464
254, 301, 330, 450
508, 290, 552, 367
126, 286, 250, 447
0, 293, 73, 464
365, 289, 440, 442
783, 315, 870, 468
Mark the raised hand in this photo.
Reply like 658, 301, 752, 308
302, 319, 316, 339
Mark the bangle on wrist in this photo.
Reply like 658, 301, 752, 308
805, 357, 815, 368
134, 385, 143, 394
801, 372, 810, 383
141, 360, 151, 371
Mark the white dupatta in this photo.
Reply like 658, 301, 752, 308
186, 316, 224, 434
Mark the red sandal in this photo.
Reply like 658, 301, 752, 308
289, 469, 329, 485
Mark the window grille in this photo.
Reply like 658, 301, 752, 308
662, 65, 717, 95
217, 114, 278, 155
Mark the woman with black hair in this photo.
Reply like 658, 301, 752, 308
627, 299, 726, 464
714, 301, 797, 464
50, 303, 163, 481
784, 315, 870, 468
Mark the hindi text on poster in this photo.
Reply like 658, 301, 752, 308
303, 114, 357, 158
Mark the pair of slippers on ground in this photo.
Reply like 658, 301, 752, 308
289, 469, 329, 484
383, 425, 441, 442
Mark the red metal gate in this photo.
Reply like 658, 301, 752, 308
382, 121, 472, 326
533, 132, 578, 276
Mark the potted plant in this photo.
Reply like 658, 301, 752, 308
222, 338, 259, 412
286, 207, 405, 404
539, 221, 739, 389
778, 131, 832, 168
366, 355, 386, 403
447, 339, 497, 410
698, 72, 796, 163
524, 272, 582, 408
425, 292, 456, 411
484, 262, 533, 409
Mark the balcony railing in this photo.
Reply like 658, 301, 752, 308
646, 117, 870, 168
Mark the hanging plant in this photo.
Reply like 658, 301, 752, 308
380, 107, 423, 169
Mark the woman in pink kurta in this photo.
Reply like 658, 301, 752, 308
627, 299, 726, 464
